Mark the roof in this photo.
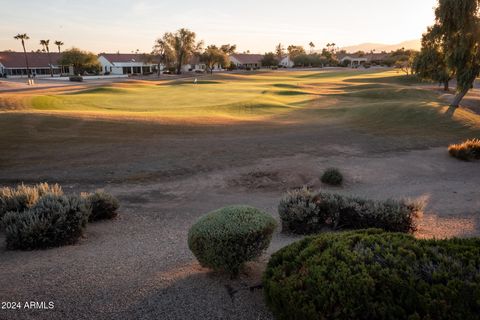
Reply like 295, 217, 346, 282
0, 51, 63, 68
99, 53, 149, 64
230, 54, 264, 64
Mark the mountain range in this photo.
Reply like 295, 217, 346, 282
341, 39, 421, 53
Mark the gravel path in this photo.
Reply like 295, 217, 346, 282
1, 146, 479, 320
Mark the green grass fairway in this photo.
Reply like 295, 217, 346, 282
5, 69, 480, 137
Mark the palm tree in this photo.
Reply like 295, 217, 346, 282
54, 40, 64, 53
14, 33, 31, 78
309, 42, 315, 54
40, 39, 54, 77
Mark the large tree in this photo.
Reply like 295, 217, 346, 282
287, 45, 306, 63
59, 48, 101, 75
152, 37, 175, 76
261, 52, 279, 67
275, 43, 285, 59
200, 45, 229, 74
434, 0, 480, 107
14, 33, 30, 77
40, 39, 54, 77
413, 26, 453, 90
161, 28, 203, 74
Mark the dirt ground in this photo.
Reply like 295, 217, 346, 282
0, 75, 479, 320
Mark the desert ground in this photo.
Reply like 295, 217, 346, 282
0, 69, 479, 320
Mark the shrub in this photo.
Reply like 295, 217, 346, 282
0, 183, 63, 220
278, 188, 328, 234
321, 168, 343, 186
448, 138, 480, 161
279, 189, 421, 234
84, 191, 119, 222
188, 205, 277, 276
3, 194, 90, 250
264, 229, 480, 320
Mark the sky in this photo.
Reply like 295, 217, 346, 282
0, 0, 438, 54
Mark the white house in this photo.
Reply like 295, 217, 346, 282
98, 53, 158, 75
229, 54, 263, 69
181, 56, 207, 72
278, 55, 294, 68
0, 51, 72, 77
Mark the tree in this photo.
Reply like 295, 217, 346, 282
261, 52, 279, 67
220, 44, 236, 55
434, 0, 480, 107
275, 43, 285, 59
59, 48, 101, 75
287, 45, 306, 63
161, 28, 203, 74
413, 26, 453, 91
200, 45, 228, 74
309, 42, 315, 54
14, 33, 30, 77
40, 39, 54, 77
153, 37, 175, 76
54, 40, 64, 53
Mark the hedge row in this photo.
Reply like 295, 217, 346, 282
264, 229, 480, 320
1, 184, 120, 250
279, 188, 422, 234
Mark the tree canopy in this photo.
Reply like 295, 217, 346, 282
261, 52, 279, 67
159, 28, 203, 74
200, 45, 229, 73
59, 48, 101, 75
432, 0, 480, 106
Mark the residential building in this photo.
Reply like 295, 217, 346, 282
229, 54, 263, 69
278, 55, 294, 68
181, 56, 207, 72
98, 53, 158, 75
337, 52, 389, 67
0, 51, 72, 77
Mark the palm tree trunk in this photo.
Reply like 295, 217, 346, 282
450, 88, 469, 108
443, 81, 449, 91
47, 48, 53, 77
22, 40, 31, 78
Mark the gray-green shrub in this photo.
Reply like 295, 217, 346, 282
3, 194, 90, 250
188, 205, 277, 276
279, 189, 421, 234
321, 168, 343, 186
84, 191, 119, 221
0, 183, 63, 220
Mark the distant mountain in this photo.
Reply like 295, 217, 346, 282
341, 39, 421, 53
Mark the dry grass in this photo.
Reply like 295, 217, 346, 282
448, 138, 480, 161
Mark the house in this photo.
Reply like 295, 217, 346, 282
278, 55, 294, 68
98, 53, 158, 75
0, 51, 72, 77
181, 56, 207, 73
337, 52, 389, 67
229, 54, 263, 69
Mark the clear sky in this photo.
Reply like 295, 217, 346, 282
1, 0, 437, 54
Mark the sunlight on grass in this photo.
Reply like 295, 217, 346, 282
4, 69, 480, 137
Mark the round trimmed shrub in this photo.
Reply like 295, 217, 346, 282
264, 229, 480, 320
188, 205, 277, 276
321, 168, 343, 186
3, 194, 90, 250
86, 191, 119, 222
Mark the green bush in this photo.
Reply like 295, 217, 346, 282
3, 194, 90, 250
448, 139, 480, 161
188, 205, 277, 276
321, 168, 343, 186
264, 229, 480, 320
85, 191, 119, 221
0, 183, 63, 220
279, 189, 421, 234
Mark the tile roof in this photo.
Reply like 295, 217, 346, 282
230, 54, 264, 64
0, 51, 63, 68
99, 53, 148, 64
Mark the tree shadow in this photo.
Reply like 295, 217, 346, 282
120, 262, 272, 320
